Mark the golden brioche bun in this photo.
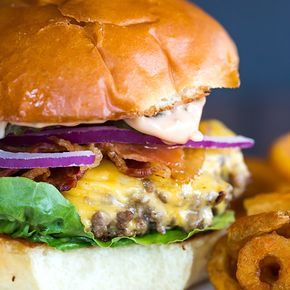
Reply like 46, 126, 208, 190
0, 231, 223, 290
0, 0, 239, 124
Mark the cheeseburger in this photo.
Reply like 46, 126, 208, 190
0, 0, 253, 289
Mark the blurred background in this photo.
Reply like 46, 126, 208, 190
192, 0, 290, 156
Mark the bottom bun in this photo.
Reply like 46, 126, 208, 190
0, 231, 223, 290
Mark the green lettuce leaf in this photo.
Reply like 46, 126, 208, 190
0, 177, 95, 250
0, 177, 234, 250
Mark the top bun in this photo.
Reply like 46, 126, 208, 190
0, 0, 239, 124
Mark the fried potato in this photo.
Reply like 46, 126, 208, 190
209, 133, 290, 289
244, 193, 290, 215
270, 133, 290, 181
209, 212, 290, 289
244, 157, 284, 196
232, 157, 285, 217
227, 211, 290, 259
276, 182, 290, 193
208, 237, 241, 290
236, 233, 290, 290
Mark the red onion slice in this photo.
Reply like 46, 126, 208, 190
1, 126, 254, 149
0, 150, 95, 169
185, 135, 255, 149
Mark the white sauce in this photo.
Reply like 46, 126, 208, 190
0, 98, 205, 144
0, 122, 7, 139
125, 98, 206, 144
0, 120, 106, 140
11, 120, 106, 128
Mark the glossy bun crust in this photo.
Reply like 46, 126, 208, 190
0, 0, 239, 124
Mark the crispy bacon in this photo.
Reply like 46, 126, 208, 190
0, 166, 87, 191
0, 138, 102, 191
124, 160, 154, 178
99, 143, 205, 181
22, 168, 51, 180
0, 169, 19, 177
0, 137, 205, 188
51, 137, 103, 168
20, 167, 86, 191
42, 167, 87, 191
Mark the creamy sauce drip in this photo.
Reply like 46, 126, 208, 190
12, 120, 106, 128
125, 98, 206, 144
0, 98, 205, 143
0, 120, 106, 140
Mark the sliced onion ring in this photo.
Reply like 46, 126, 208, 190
0, 150, 95, 169
1, 126, 255, 149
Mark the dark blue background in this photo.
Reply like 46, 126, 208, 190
192, 0, 290, 155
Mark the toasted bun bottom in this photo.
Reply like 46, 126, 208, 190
0, 231, 223, 290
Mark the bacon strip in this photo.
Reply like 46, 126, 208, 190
42, 167, 87, 192
99, 143, 205, 182
0, 138, 205, 188
0, 138, 102, 191
0, 169, 19, 177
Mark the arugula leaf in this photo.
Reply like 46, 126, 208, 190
0, 177, 234, 250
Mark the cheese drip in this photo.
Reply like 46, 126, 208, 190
125, 98, 206, 144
